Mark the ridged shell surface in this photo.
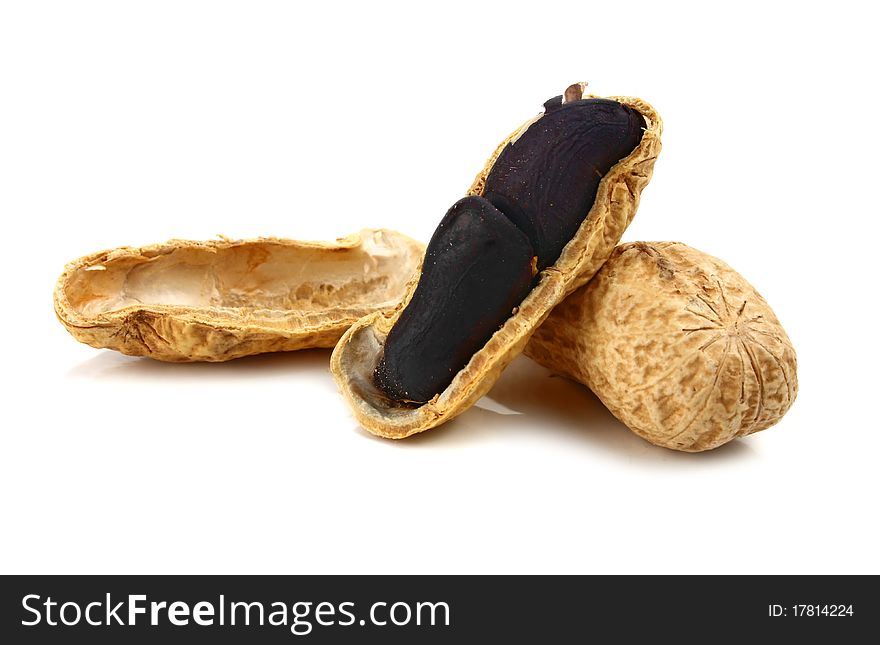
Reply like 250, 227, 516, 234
525, 242, 798, 451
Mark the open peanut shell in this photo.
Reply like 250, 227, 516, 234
55, 229, 423, 362
331, 92, 663, 438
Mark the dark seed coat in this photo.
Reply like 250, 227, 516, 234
374, 196, 535, 403
374, 97, 645, 404
483, 98, 645, 268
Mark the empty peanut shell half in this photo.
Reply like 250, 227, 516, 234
525, 242, 798, 452
331, 91, 662, 438
54, 229, 424, 362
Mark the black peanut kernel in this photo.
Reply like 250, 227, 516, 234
484, 98, 645, 269
374, 196, 535, 403
374, 96, 645, 403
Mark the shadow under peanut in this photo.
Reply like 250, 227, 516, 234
386, 355, 757, 465
66, 348, 334, 381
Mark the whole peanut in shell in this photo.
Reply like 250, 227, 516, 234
525, 242, 798, 452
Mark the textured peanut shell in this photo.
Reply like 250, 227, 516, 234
525, 242, 798, 452
330, 95, 662, 438
55, 229, 424, 362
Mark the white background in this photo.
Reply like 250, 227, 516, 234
1, 1, 877, 574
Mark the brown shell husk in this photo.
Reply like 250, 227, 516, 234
330, 95, 662, 438
55, 229, 424, 362
525, 242, 798, 452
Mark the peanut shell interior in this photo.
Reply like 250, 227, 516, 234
55, 229, 424, 362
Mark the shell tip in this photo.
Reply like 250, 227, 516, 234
563, 82, 588, 104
